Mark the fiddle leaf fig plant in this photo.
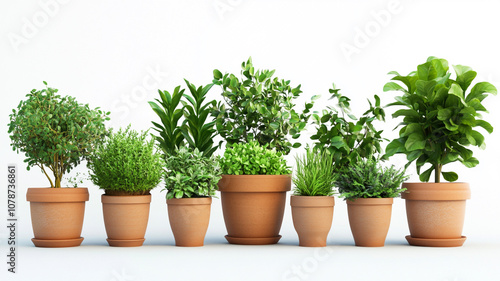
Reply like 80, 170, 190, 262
212, 57, 317, 155
310, 84, 386, 172
384, 56, 497, 183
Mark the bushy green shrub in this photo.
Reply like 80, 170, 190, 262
212, 57, 316, 155
336, 160, 408, 200
292, 148, 337, 196
220, 142, 291, 175
310, 84, 385, 172
87, 126, 163, 195
163, 146, 221, 199
8, 82, 109, 188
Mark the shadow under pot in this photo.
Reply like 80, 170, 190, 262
346, 198, 393, 247
167, 197, 212, 247
26, 188, 89, 247
402, 182, 471, 247
218, 175, 291, 245
101, 194, 151, 247
290, 196, 335, 247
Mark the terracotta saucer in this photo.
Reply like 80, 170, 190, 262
225, 235, 281, 245
405, 235, 466, 247
107, 238, 145, 247
32, 237, 84, 248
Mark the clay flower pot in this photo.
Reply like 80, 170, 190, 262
167, 197, 212, 247
218, 175, 291, 245
346, 198, 393, 247
402, 182, 471, 247
26, 188, 89, 247
102, 194, 151, 247
290, 196, 335, 247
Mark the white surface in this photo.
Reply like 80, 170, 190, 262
1, 0, 500, 280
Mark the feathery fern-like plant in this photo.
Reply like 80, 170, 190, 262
292, 148, 337, 196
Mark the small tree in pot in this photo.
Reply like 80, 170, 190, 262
212, 57, 313, 245
384, 56, 496, 246
8, 82, 109, 247
336, 160, 408, 247
291, 148, 337, 247
87, 126, 163, 247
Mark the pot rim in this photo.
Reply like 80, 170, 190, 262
166, 197, 212, 205
218, 174, 291, 192
345, 197, 394, 205
401, 182, 471, 201
290, 195, 335, 207
27, 187, 89, 202
101, 194, 152, 204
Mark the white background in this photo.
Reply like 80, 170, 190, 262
1, 0, 500, 280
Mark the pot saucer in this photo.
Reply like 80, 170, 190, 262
107, 238, 145, 247
405, 235, 466, 247
32, 237, 84, 247
225, 235, 281, 245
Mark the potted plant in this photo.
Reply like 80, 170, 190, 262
336, 160, 408, 247
290, 148, 337, 247
8, 82, 109, 247
212, 58, 313, 245
218, 142, 291, 245
150, 80, 220, 246
163, 147, 221, 246
384, 56, 497, 246
87, 126, 163, 247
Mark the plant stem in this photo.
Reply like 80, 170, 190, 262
39, 164, 55, 188
434, 164, 442, 183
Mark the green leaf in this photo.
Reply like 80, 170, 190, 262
437, 108, 452, 121
405, 132, 426, 151
383, 82, 405, 92
448, 83, 465, 105
442, 171, 458, 182
475, 120, 493, 134
213, 69, 223, 80
419, 166, 433, 182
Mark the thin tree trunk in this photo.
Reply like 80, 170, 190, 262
435, 164, 442, 183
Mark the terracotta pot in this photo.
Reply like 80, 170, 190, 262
346, 198, 393, 247
26, 188, 89, 247
167, 197, 212, 247
102, 194, 151, 247
218, 175, 291, 245
290, 196, 334, 247
402, 182, 471, 247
